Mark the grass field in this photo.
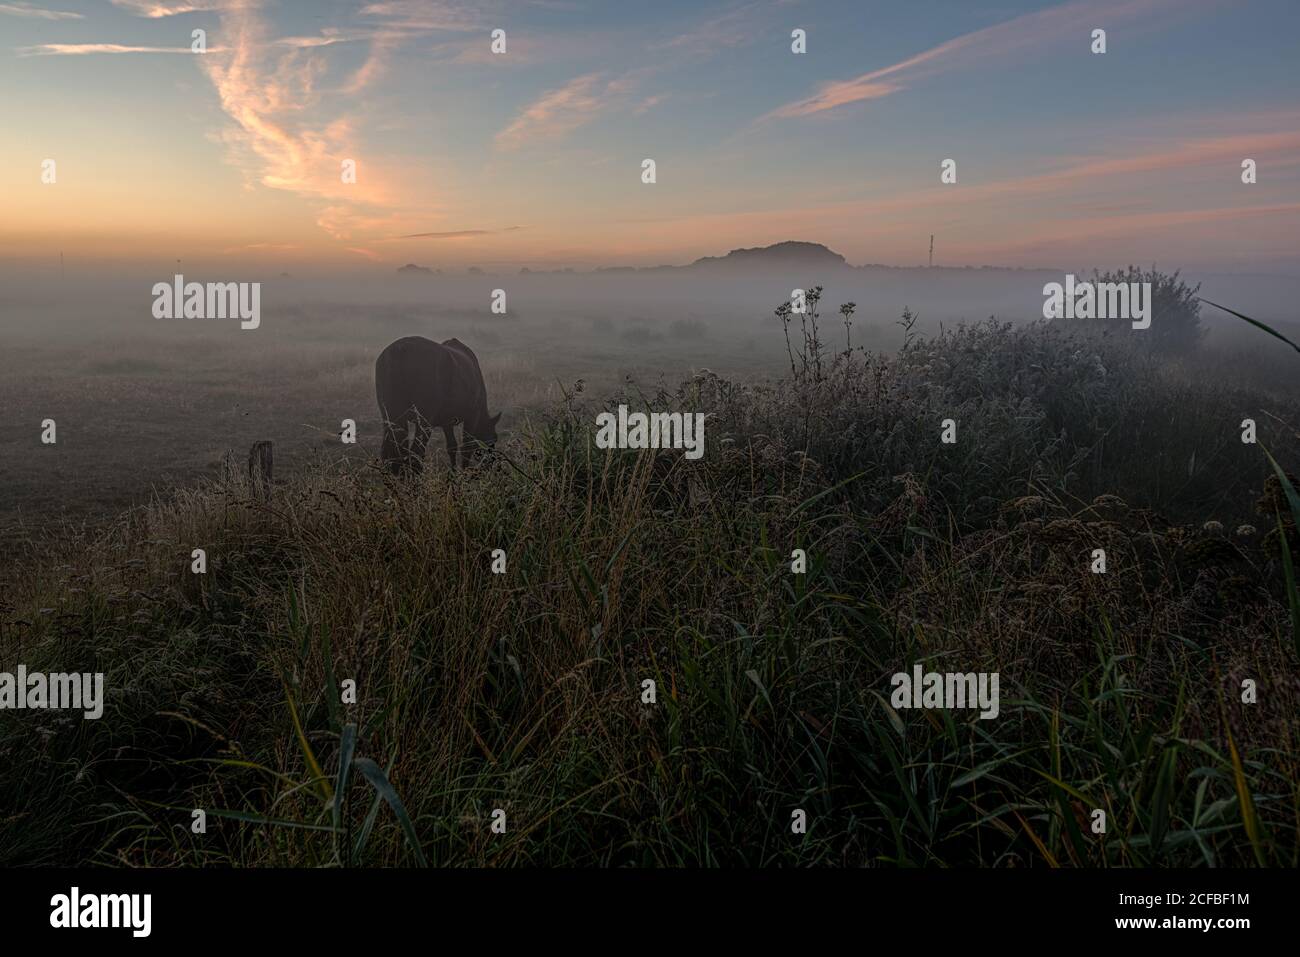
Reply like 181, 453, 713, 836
1, 288, 1298, 867
0, 289, 792, 539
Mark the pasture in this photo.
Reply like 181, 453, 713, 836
1, 274, 1298, 867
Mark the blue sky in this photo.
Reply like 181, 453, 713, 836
2, 0, 1298, 272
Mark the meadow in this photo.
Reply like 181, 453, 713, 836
1, 276, 1298, 867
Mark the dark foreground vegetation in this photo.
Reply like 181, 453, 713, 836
2, 294, 1299, 867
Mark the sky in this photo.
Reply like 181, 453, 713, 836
1, 0, 1298, 274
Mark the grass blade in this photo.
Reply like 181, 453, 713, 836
282, 678, 333, 803
1226, 729, 1268, 866
1197, 298, 1300, 353
351, 757, 429, 867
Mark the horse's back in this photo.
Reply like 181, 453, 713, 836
375, 336, 482, 425
440, 338, 486, 403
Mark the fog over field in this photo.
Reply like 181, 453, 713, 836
3, 244, 1298, 536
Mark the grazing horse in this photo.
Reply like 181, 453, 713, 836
375, 336, 501, 473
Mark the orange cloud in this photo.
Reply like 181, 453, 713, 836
195, 0, 407, 244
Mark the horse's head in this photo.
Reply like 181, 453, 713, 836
464, 411, 502, 461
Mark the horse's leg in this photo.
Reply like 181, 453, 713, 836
442, 425, 458, 469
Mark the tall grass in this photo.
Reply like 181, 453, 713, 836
1, 315, 1297, 867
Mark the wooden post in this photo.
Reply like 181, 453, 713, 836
248, 440, 273, 496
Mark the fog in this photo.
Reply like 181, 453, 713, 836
3, 248, 1298, 531
4, 255, 1299, 346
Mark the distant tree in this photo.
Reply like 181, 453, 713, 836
1088, 265, 1203, 355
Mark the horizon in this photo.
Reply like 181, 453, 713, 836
1, 0, 1298, 276
33, 243, 1300, 282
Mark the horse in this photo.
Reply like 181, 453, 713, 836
375, 336, 500, 473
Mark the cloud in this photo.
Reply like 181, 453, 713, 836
168, 1, 470, 245
606, 119, 1300, 262
633, 94, 668, 115
653, 2, 770, 56
398, 226, 525, 239
358, 0, 485, 32
831, 128, 1300, 225
433, 34, 534, 65
19, 43, 206, 55
223, 242, 300, 252
348, 2, 488, 94
897, 128, 1300, 209
196, 2, 395, 240
489, 4, 748, 150
0, 2, 82, 19
495, 73, 631, 150
764, 0, 1201, 120
110, 0, 222, 16
275, 32, 366, 49
764, 78, 901, 117
342, 30, 400, 94
315, 205, 434, 242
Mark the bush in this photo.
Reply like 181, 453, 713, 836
1081, 266, 1204, 355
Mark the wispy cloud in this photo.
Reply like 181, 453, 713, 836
495, 74, 604, 150
495, 72, 645, 151
433, 34, 535, 65
342, 30, 400, 94
878, 128, 1300, 211
764, 0, 1201, 120
275, 32, 366, 49
195, 0, 399, 241
346, 2, 486, 96
358, 0, 485, 32
633, 94, 668, 115
653, 1, 771, 56
896, 128, 1300, 218
609, 119, 1300, 258
0, 2, 82, 19
20, 43, 208, 55
399, 226, 525, 239
223, 241, 299, 252
188, 0, 477, 221
110, 0, 222, 16
490, 3, 761, 151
